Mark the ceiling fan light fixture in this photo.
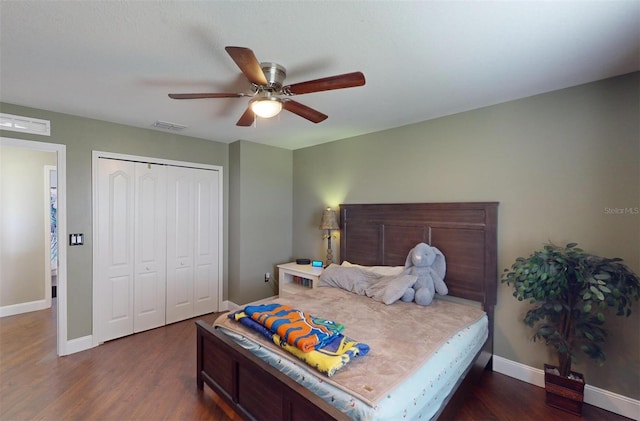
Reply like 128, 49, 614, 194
250, 97, 283, 118
169, 46, 366, 125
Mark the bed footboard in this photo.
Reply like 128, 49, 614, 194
196, 320, 490, 421
196, 320, 349, 421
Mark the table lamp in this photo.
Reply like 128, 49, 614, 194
319, 207, 339, 267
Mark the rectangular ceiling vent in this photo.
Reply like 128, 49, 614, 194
0, 113, 51, 136
152, 120, 187, 131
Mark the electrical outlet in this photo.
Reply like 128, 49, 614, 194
264, 272, 270, 283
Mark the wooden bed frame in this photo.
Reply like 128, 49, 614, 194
196, 202, 498, 420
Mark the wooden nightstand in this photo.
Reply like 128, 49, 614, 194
277, 262, 323, 296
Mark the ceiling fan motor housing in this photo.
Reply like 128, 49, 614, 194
260, 62, 286, 91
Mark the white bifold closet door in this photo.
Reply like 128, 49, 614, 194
95, 159, 167, 343
166, 166, 220, 324
134, 163, 167, 333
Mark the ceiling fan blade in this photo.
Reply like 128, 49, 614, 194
236, 106, 255, 126
285, 72, 365, 95
283, 100, 328, 123
225, 46, 269, 86
168, 93, 246, 99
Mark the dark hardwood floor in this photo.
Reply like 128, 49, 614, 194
0, 301, 631, 421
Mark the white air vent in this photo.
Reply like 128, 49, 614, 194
0, 113, 51, 136
152, 120, 187, 131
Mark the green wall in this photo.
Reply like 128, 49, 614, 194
0, 103, 229, 339
228, 140, 293, 304
292, 72, 640, 398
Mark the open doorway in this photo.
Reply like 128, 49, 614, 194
46, 165, 58, 299
0, 137, 67, 356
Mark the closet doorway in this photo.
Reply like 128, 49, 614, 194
92, 151, 223, 344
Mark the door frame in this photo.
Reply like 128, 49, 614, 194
0, 137, 68, 356
91, 151, 224, 346
44, 164, 56, 309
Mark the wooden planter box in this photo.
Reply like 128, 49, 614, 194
544, 364, 585, 416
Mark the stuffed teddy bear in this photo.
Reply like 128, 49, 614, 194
401, 242, 448, 306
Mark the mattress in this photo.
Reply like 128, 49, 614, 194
215, 287, 488, 420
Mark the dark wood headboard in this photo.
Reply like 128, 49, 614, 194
339, 202, 499, 307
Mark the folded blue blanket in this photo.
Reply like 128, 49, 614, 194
243, 303, 344, 352
229, 310, 369, 376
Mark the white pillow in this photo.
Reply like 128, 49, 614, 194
341, 261, 405, 276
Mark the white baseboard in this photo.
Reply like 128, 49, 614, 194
227, 295, 278, 310
219, 300, 230, 312
226, 300, 240, 311
255, 294, 278, 304
0, 299, 49, 317
62, 301, 233, 357
493, 355, 640, 420
63, 335, 94, 355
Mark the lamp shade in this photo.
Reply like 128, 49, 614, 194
319, 208, 339, 230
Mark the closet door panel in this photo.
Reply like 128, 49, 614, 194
166, 167, 195, 323
96, 159, 135, 342
133, 163, 167, 332
193, 169, 220, 316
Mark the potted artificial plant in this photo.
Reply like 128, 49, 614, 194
502, 243, 640, 415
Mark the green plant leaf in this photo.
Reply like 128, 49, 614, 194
598, 285, 611, 293
583, 303, 592, 312
537, 326, 556, 338
590, 286, 605, 301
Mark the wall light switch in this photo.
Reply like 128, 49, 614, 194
69, 233, 84, 246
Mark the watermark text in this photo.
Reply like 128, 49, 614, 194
604, 207, 639, 215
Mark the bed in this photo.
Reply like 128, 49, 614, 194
196, 202, 498, 420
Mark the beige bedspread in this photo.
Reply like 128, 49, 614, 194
214, 286, 485, 407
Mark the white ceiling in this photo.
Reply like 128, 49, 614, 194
1, 1, 638, 150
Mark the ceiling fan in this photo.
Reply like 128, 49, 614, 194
168, 46, 366, 126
